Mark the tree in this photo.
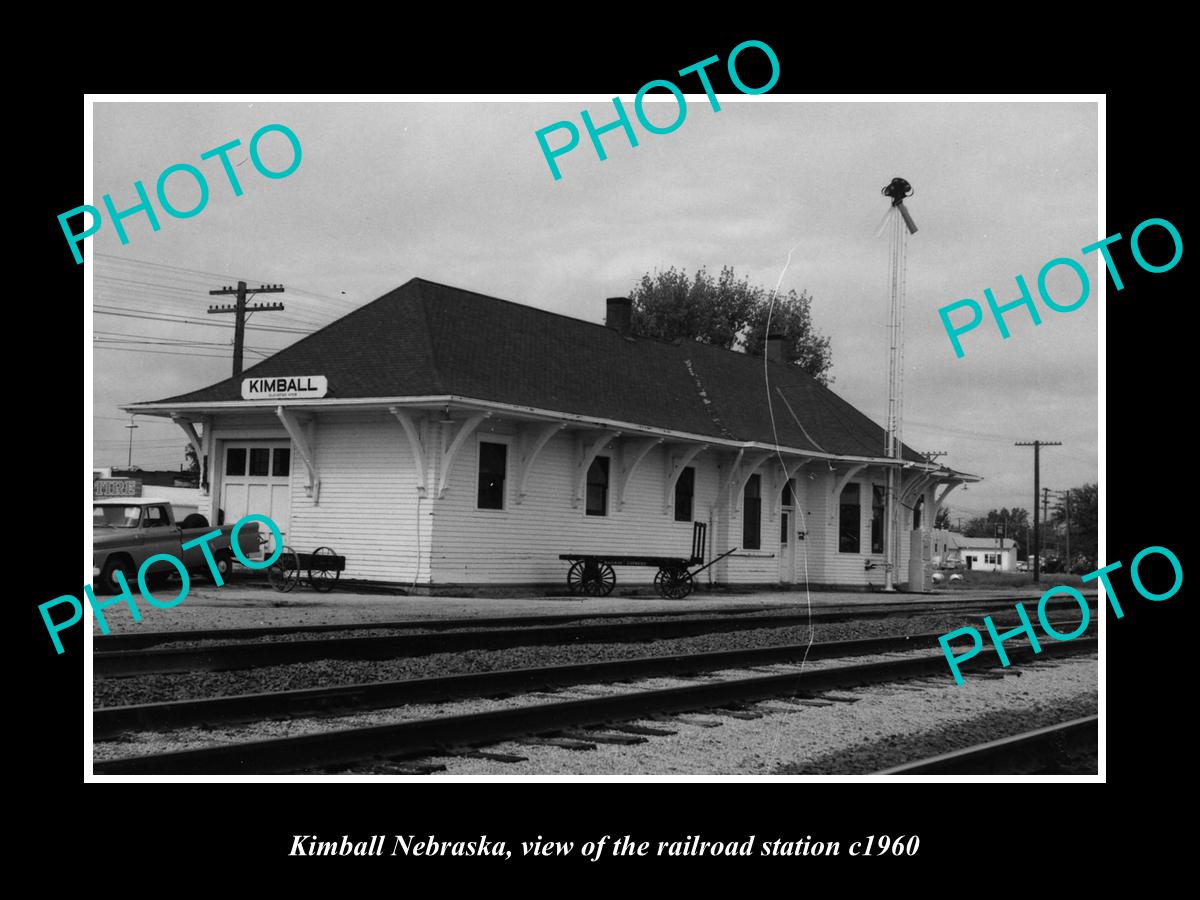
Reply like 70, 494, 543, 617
185, 444, 199, 475
933, 507, 952, 530
744, 288, 832, 383
1050, 483, 1097, 566
629, 265, 834, 385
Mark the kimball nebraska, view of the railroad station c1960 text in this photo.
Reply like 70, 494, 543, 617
85, 95, 1101, 779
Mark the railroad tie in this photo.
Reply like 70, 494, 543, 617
453, 750, 529, 763
518, 737, 598, 751
660, 714, 724, 728
609, 723, 677, 737
559, 730, 648, 745
707, 708, 764, 721
372, 761, 446, 775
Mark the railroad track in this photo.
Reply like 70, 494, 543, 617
93, 595, 1093, 652
94, 600, 1097, 677
93, 637, 1096, 774
876, 715, 1098, 775
95, 626, 1037, 737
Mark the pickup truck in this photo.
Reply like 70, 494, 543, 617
92, 498, 262, 594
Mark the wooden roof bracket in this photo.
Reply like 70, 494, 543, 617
515, 422, 566, 504
437, 411, 491, 499
830, 463, 867, 521
573, 429, 621, 508
389, 407, 428, 498
664, 443, 709, 514
275, 406, 321, 504
616, 437, 664, 511
731, 451, 772, 514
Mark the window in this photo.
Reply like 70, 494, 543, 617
781, 478, 796, 508
249, 448, 271, 477
839, 483, 861, 553
871, 485, 886, 554
674, 466, 695, 522
586, 456, 609, 516
226, 447, 246, 476
743, 474, 761, 550
273, 448, 291, 477
477, 441, 507, 510
913, 495, 923, 530
144, 505, 169, 527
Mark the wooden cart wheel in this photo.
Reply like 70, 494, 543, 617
308, 546, 340, 593
267, 545, 301, 593
660, 567, 693, 600
589, 561, 616, 597
567, 560, 615, 596
566, 561, 587, 595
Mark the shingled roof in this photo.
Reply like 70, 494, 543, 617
141, 277, 930, 463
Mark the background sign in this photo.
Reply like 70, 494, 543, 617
93, 478, 142, 498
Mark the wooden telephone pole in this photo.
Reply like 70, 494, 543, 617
1015, 440, 1061, 583
208, 281, 286, 376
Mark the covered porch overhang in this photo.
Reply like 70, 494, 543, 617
122, 394, 979, 509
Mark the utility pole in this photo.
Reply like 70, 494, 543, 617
1042, 487, 1052, 557
1015, 440, 1062, 584
124, 418, 138, 469
208, 281, 286, 376
1051, 488, 1072, 570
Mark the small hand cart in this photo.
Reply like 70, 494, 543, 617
266, 545, 346, 593
559, 523, 737, 600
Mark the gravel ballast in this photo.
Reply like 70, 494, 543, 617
93, 609, 1090, 708
92, 652, 1097, 773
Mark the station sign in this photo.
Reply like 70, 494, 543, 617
242, 375, 328, 401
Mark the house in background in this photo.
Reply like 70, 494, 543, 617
932, 529, 1017, 572
125, 278, 979, 591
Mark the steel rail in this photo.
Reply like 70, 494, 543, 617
94, 603, 1097, 676
875, 715, 1098, 775
94, 595, 1095, 652
93, 638, 1096, 774
95, 626, 1063, 737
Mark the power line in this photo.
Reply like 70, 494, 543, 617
95, 253, 360, 307
94, 346, 237, 360
94, 305, 312, 334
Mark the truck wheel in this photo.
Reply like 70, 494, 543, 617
99, 557, 137, 595
213, 550, 234, 583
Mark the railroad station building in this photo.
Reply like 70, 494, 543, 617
125, 278, 977, 591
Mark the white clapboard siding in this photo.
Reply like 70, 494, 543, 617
285, 412, 430, 583
430, 429, 734, 586
805, 468, 915, 587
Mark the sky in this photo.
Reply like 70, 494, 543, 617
89, 99, 1098, 522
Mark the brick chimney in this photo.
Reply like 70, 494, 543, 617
766, 333, 786, 364
606, 297, 632, 336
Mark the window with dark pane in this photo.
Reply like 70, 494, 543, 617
839, 483, 860, 553
781, 477, 796, 507
913, 494, 923, 530
226, 447, 246, 476
273, 448, 291, 477
871, 484, 886, 554
477, 441, 507, 510
586, 456, 609, 517
249, 448, 271, 477
743, 473, 761, 550
674, 466, 695, 522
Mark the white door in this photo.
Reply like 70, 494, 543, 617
220, 440, 292, 552
779, 478, 796, 583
